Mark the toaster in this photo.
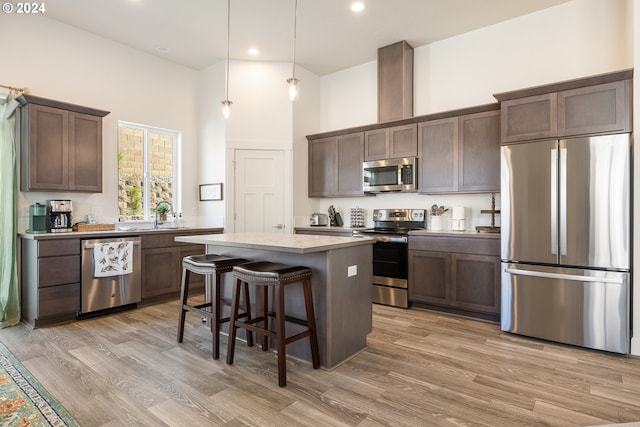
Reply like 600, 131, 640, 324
310, 213, 329, 226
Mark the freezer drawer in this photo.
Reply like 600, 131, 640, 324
501, 263, 629, 354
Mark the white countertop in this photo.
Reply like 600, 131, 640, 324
294, 226, 365, 232
19, 227, 224, 240
409, 229, 500, 238
175, 232, 374, 254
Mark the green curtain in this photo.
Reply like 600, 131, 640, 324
0, 94, 20, 327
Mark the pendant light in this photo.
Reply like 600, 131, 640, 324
221, 0, 232, 118
286, 0, 299, 101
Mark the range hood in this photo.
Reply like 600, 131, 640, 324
378, 40, 414, 123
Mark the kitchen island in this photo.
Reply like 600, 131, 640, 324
175, 232, 374, 369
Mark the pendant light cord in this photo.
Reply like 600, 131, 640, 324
225, 0, 230, 100
291, 0, 297, 78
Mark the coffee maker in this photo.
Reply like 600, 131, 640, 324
48, 200, 73, 233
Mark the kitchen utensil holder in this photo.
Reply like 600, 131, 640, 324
350, 207, 365, 227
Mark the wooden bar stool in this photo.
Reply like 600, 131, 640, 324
177, 254, 253, 359
226, 261, 320, 387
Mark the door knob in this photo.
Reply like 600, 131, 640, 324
272, 224, 284, 229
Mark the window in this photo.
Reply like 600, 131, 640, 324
117, 122, 181, 220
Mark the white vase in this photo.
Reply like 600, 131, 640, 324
430, 215, 442, 231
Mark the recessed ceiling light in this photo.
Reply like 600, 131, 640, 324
351, 2, 365, 12
248, 48, 259, 56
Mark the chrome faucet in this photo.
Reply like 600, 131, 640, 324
154, 200, 173, 229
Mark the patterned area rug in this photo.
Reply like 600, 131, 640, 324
0, 341, 79, 426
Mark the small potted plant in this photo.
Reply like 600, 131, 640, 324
157, 204, 170, 222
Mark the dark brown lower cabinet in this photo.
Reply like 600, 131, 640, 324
140, 230, 222, 300
141, 245, 205, 298
408, 234, 500, 321
21, 238, 81, 327
20, 228, 222, 327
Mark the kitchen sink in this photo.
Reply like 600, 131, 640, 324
116, 225, 192, 232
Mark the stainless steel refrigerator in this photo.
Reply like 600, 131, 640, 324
501, 133, 631, 354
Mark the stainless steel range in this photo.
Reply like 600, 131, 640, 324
353, 208, 426, 308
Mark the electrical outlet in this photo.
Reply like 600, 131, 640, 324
347, 265, 357, 277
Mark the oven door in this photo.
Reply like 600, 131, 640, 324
372, 239, 410, 308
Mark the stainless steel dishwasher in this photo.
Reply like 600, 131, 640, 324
80, 237, 142, 315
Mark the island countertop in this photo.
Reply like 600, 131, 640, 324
176, 231, 374, 369
175, 232, 374, 254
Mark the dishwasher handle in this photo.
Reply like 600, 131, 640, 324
82, 238, 141, 250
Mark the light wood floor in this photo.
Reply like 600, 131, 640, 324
2, 300, 640, 426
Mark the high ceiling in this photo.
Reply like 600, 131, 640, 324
42, 0, 571, 76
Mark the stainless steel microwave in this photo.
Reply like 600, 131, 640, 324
363, 157, 417, 193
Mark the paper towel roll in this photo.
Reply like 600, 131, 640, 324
452, 219, 466, 231
452, 206, 465, 220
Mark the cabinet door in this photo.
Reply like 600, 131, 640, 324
501, 93, 557, 143
458, 110, 500, 192
69, 112, 102, 192
452, 253, 500, 314
418, 117, 458, 194
558, 80, 631, 137
335, 132, 364, 196
24, 104, 69, 191
389, 123, 417, 158
408, 250, 451, 305
141, 247, 179, 298
308, 137, 335, 197
364, 128, 388, 161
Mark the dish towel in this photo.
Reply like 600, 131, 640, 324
93, 241, 133, 277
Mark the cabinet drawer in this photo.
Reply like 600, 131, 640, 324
38, 239, 80, 257
409, 235, 499, 255
38, 283, 80, 317
141, 230, 220, 249
38, 255, 80, 287
141, 233, 180, 249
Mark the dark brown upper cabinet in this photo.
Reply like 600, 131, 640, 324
418, 109, 500, 194
19, 95, 109, 192
496, 69, 632, 143
308, 132, 364, 197
364, 123, 417, 161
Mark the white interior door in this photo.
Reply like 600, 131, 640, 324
234, 149, 285, 233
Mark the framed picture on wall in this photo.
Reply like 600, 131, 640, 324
199, 183, 223, 201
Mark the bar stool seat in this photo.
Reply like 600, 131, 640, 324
177, 254, 253, 359
226, 261, 320, 387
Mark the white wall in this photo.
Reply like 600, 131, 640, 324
197, 60, 319, 232
4, 1, 638, 351
632, 0, 640, 355
197, 61, 227, 227
311, 0, 638, 354
308, 0, 632, 230
2, 15, 199, 230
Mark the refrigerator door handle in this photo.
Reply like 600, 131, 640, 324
504, 267, 625, 285
559, 147, 567, 256
550, 148, 558, 255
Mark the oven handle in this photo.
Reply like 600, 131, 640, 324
352, 233, 407, 243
